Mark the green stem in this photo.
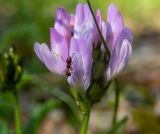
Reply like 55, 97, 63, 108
68, 87, 91, 134
14, 91, 22, 134
112, 79, 120, 126
80, 111, 90, 134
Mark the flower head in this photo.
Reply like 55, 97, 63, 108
34, 3, 133, 92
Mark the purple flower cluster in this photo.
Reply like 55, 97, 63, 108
34, 3, 132, 91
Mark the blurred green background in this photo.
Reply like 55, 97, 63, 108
0, 0, 160, 134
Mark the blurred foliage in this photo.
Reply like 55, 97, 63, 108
133, 108, 160, 134
0, 122, 8, 134
107, 117, 128, 134
0, 92, 15, 120
23, 99, 62, 134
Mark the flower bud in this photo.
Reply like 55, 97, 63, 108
0, 46, 22, 92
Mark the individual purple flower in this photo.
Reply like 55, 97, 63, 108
74, 4, 101, 47
34, 28, 68, 75
103, 3, 133, 80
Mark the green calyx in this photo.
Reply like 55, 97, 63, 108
69, 87, 91, 113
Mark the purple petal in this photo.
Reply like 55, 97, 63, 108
107, 3, 124, 35
69, 38, 93, 90
67, 53, 85, 90
106, 22, 114, 49
96, 9, 102, 30
119, 27, 133, 43
54, 8, 73, 43
102, 21, 107, 41
105, 27, 132, 80
55, 8, 70, 25
70, 38, 92, 76
116, 27, 132, 70
69, 14, 75, 29
106, 3, 124, 48
116, 39, 132, 73
69, 37, 79, 56
34, 43, 65, 75
74, 4, 94, 42
101, 22, 108, 60
76, 38, 93, 89
50, 28, 68, 61
34, 42, 46, 63
75, 4, 84, 28
93, 9, 102, 48
84, 4, 94, 23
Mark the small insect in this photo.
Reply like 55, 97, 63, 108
64, 56, 72, 76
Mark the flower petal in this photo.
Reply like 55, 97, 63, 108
107, 3, 124, 35
93, 9, 102, 47
70, 38, 92, 77
116, 39, 132, 73
69, 37, 79, 56
74, 4, 94, 42
74, 4, 84, 28
69, 38, 93, 90
105, 27, 132, 80
50, 28, 68, 61
106, 3, 124, 48
54, 8, 73, 43
34, 43, 65, 75
67, 53, 85, 90
96, 9, 102, 30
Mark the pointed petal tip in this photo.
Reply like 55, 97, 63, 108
56, 7, 67, 18
108, 3, 117, 10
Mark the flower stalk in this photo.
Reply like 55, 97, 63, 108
80, 111, 90, 134
14, 91, 22, 134
112, 79, 120, 126
69, 87, 91, 134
